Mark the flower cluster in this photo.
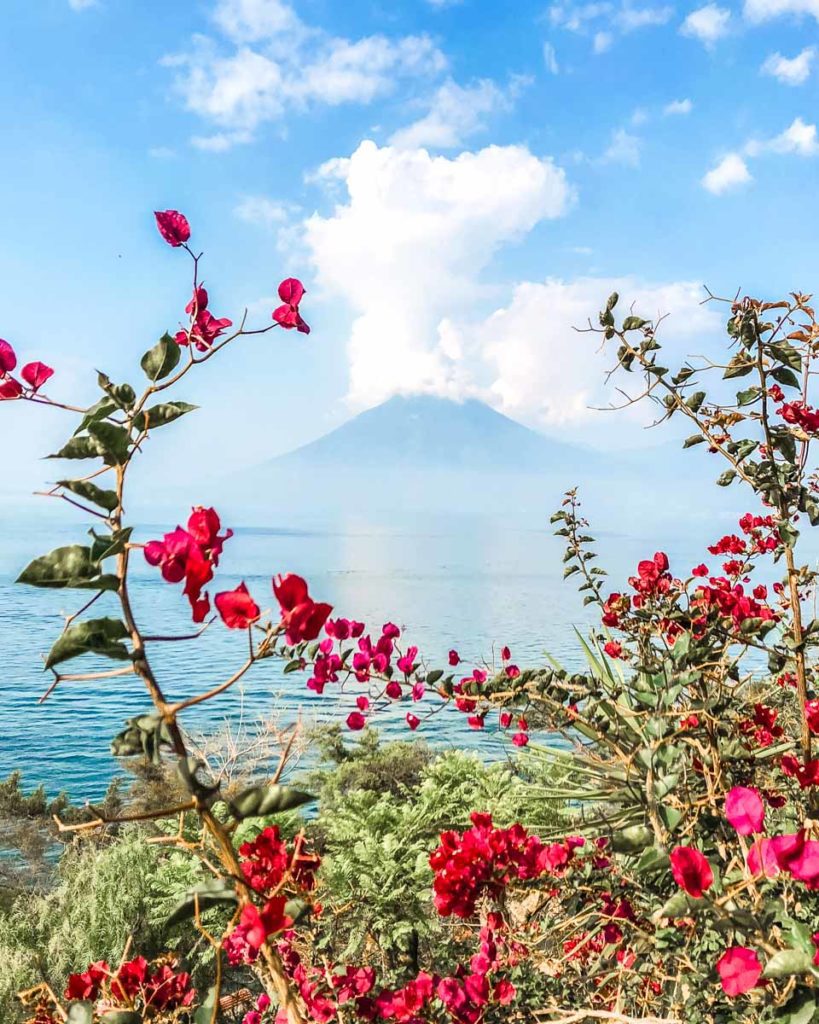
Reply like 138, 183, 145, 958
65, 955, 195, 1012
0, 338, 53, 401
144, 506, 232, 622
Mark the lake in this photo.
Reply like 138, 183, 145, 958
0, 510, 735, 802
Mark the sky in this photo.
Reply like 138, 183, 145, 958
1, 0, 819, 496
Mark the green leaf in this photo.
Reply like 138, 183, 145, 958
74, 397, 118, 437
605, 291, 619, 312
723, 359, 754, 379
716, 470, 736, 487
622, 315, 648, 331
230, 784, 316, 820
100, 1013, 142, 1024
67, 1005, 94, 1024
177, 757, 220, 805
780, 990, 818, 1024
736, 387, 761, 407
17, 545, 118, 591
141, 332, 181, 382
194, 986, 219, 1024
57, 479, 119, 512
609, 825, 653, 854
425, 669, 444, 685
283, 658, 304, 674
138, 401, 198, 430
45, 617, 130, 669
771, 365, 802, 389
683, 434, 704, 449
685, 391, 706, 412
48, 435, 103, 460
87, 421, 130, 464
769, 341, 803, 373
89, 527, 133, 562
167, 879, 239, 929
763, 948, 813, 979
780, 521, 800, 548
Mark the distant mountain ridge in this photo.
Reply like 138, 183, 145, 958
265, 395, 592, 473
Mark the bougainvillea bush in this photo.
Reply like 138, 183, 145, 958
6, 213, 819, 1023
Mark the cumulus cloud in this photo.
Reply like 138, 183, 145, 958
663, 98, 693, 115
548, 1, 673, 51
681, 4, 732, 45
389, 79, 515, 150
745, 116, 819, 156
744, 0, 819, 21
476, 278, 721, 433
601, 128, 642, 166
701, 153, 752, 193
303, 140, 575, 409
761, 47, 815, 84
164, 0, 447, 148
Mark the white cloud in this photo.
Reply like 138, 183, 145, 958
235, 195, 298, 226
681, 4, 731, 45
701, 152, 752, 193
303, 140, 575, 408
602, 128, 642, 166
744, 0, 819, 21
761, 47, 815, 84
548, 2, 673, 50
663, 98, 693, 115
389, 79, 514, 150
164, 2, 447, 148
476, 278, 721, 432
543, 42, 560, 73
746, 116, 819, 155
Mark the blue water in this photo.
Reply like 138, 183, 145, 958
0, 509, 734, 802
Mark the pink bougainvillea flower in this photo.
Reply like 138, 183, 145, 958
272, 277, 310, 334
501, 645, 511, 660
0, 338, 16, 373
215, 582, 260, 629
397, 645, 418, 675
224, 899, 292, 966
512, 732, 529, 747
406, 712, 420, 730
356, 695, 369, 712
448, 649, 461, 666
670, 846, 713, 898
21, 361, 54, 391
273, 573, 332, 644
154, 209, 190, 247
725, 786, 765, 836
346, 711, 366, 731
500, 711, 512, 728
716, 947, 762, 997
0, 377, 22, 400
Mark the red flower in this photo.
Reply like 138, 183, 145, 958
449, 649, 461, 666
0, 339, 16, 373
154, 209, 190, 247
21, 361, 54, 391
670, 846, 713, 898
725, 786, 765, 835
0, 377, 22, 400
716, 946, 762, 997
224, 899, 292, 966
692, 563, 709, 577
65, 961, 109, 1001
215, 582, 260, 629
273, 573, 332, 644
406, 712, 420, 730
347, 711, 366, 730
603, 640, 622, 659
273, 277, 310, 334
512, 732, 529, 747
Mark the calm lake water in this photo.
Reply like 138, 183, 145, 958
0, 510, 733, 802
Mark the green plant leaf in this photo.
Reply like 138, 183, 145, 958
17, 545, 118, 591
48, 435, 103, 460
763, 948, 813, 979
100, 1013, 142, 1024
230, 783, 316, 820
138, 401, 198, 430
194, 986, 219, 1024
141, 332, 181, 382
166, 879, 239, 928
45, 617, 131, 669
87, 421, 130, 464
57, 479, 119, 512
89, 527, 133, 562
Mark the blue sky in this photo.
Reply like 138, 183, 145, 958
2, 0, 819, 495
